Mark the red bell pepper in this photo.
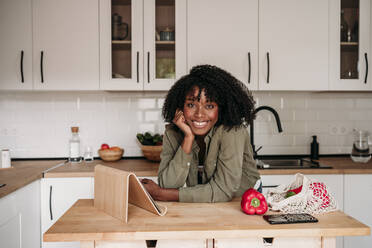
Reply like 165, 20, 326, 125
241, 188, 268, 215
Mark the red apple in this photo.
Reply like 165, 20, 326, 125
100, 143, 110, 150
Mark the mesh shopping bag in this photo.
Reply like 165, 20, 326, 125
265, 173, 338, 215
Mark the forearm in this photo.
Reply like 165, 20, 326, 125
156, 188, 179, 201
181, 134, 194, 154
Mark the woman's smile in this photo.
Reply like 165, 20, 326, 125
183, 87, 219, 136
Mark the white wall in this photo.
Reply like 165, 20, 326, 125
0, 91, 371, 158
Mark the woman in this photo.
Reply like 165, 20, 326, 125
141, 65, 260, 202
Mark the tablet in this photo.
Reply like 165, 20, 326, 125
263, 213, 318, 224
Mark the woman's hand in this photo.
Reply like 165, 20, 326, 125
173, 109, 193, 138
173, 109, 194, 154
141, 178, 179, 201
141, 178, 162, 200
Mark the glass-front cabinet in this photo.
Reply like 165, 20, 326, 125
100, 0, 186, 91
330, 0, 371, 90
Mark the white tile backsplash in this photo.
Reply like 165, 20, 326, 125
0, 91, 371, 158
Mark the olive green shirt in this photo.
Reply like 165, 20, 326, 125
158, 124, 260, 203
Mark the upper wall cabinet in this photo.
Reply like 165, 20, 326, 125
0, 0, 100, 91
33, 0, 99, 90
187, 0, 329, 91
329, 0, 371, 90
258, 0, 329, 91
187, 0, 259, 90
0, 0, 33, 90
99, 0, 186, 91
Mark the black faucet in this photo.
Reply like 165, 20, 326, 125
250, 105, 283, 158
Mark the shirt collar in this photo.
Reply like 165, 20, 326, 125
191, 125, 218, 151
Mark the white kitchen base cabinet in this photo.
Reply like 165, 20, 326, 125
41, 177, 94, 248
0, 180, 41, 248
344, 174, 372, 248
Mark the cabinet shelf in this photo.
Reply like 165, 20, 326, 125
112, 40, 131, 44
341, 42, 358, 46
156, 41, 175, 45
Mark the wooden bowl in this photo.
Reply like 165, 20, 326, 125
141, 145, 162, 162
98, 148, 124, 162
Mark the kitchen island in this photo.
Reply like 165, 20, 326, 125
43, 199, 370, 248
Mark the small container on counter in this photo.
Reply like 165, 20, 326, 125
0, 149, 11, 169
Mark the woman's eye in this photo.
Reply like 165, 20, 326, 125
187, 103, 195, 108
206, 104, 215, 109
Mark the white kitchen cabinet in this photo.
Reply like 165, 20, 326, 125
0, 0, 33, 90
329, 0, 371, 90
187, 0, 259, 90
261, 174, 344, 248
258, 0, 329, 91
187, 0, 328, 91
0, 180, 41, 248
100, 0, 186, 91
344, 174, 372, 248
32, 0, 99, 90
41, 177, 94, 248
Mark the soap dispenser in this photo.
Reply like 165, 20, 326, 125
310, 135, 319, 160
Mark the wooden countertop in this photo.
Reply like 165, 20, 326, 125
44, 159, 159, 178
2, 157, 372, 200
43, 157, 372, 178
0, 160, 66, 199
44, 199, 370, 242
260, 157, 372, 175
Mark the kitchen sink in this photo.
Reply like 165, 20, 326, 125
256, 158, 332, 169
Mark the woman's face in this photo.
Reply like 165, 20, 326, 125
183, 87, 219, 136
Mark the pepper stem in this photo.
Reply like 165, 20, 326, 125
250, 197, 261, 208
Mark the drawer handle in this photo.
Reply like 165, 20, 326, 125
49, 185, 53, 220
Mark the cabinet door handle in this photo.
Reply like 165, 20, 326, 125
266, 52, 270, 83
147, 52, 150, 83
262, 185, 279, 188
136, 51, 139, 83
40, 51, 44, 83
365, 53, 368, 84
20, 50, 24, 83
248, 52, 251, 84
49, 185, 53, 220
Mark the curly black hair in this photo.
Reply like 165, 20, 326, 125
162, 65, 256, 130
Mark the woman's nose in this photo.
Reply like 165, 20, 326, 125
195, 105, 205, 117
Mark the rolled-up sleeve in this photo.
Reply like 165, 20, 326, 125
158, 129, 193, 188
179, 127, 246, 203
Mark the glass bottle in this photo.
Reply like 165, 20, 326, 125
69, 126, 82, 163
